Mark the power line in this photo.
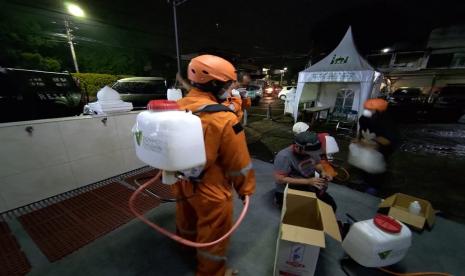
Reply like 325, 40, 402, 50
3, 1, 177, 44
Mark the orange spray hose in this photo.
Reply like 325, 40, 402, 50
128, 171, 250, 248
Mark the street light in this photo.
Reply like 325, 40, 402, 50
382, 48, 391, 53
64, 3, 85, 73
66, 3, 85, 17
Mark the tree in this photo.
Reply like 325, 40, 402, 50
77, 45, 151, 75
0, 11, 63, 71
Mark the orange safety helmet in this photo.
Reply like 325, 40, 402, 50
188, 55, 237, 84
364, 98, 388, 112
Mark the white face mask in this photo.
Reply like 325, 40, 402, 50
362, 109, 374, 118
231, 89, 241, 97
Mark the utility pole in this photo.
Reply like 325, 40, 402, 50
65, 19, 79, 73
169, 0, 188, 74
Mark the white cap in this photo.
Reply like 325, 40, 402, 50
292, 122, 310, 135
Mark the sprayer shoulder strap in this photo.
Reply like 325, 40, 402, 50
193, 104, 235, 114
187, 104, 236, 185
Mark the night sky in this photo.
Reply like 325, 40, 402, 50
3, 0, 465, 69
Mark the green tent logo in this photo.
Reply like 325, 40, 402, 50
135, 130, 143, 146
330, 55, 349, 64
378, 250, 392, 260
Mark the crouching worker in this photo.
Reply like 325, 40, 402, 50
273, 131, 337, 211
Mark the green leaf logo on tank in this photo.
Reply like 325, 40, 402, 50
135, 130, 143, 146
378, 250, 392, 260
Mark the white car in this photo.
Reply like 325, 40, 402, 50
278, 86, 296, 100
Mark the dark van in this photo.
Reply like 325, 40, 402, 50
0, 68, 85, 123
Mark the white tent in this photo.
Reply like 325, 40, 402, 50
293, 27, 381, 121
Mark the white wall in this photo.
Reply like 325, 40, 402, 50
0, 112, 145, 212
300, 83, 319, 103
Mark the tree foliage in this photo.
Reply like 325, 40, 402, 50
0, 6, 174, 75
72, 73, 133, 98
0, 11, 63, 71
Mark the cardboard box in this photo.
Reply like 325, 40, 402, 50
378, 193, 435, 230
273, 187, 342, 276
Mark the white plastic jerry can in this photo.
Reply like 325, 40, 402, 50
342, 214, 412, 267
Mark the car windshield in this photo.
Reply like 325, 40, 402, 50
112, 80, 166, 94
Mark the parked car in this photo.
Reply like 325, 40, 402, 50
111, 77, 167, 109
0, 68, 85, 123
431, 85, 465, 109
278, 86, 297, 100
387, 87, 427, 105
245, 84, 263, 106
429, 85, 465, 122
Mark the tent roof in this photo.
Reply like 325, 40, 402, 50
303, 27, 375, 73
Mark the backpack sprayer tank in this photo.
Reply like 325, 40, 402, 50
132, 100, 206, 184
342, 214, 412, 267
129, 99, 250, 249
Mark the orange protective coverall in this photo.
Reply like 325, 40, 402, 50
222, 96, 243, 121
175, 89, 256, 276
241, 97, 251, 110
222, 96, 251, 122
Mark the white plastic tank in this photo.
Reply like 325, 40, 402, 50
167, 88, 183, 101
133, 100, 206, 184
342, 214, 412, 267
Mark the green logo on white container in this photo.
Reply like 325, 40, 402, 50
135, 130, 143, 146
378, 250, 392, 260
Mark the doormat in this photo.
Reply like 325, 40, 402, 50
0, 221, 31, 276
18, 182, 160, 262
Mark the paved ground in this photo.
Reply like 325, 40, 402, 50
7, 160, 464, 276
247, 96, 465, 224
